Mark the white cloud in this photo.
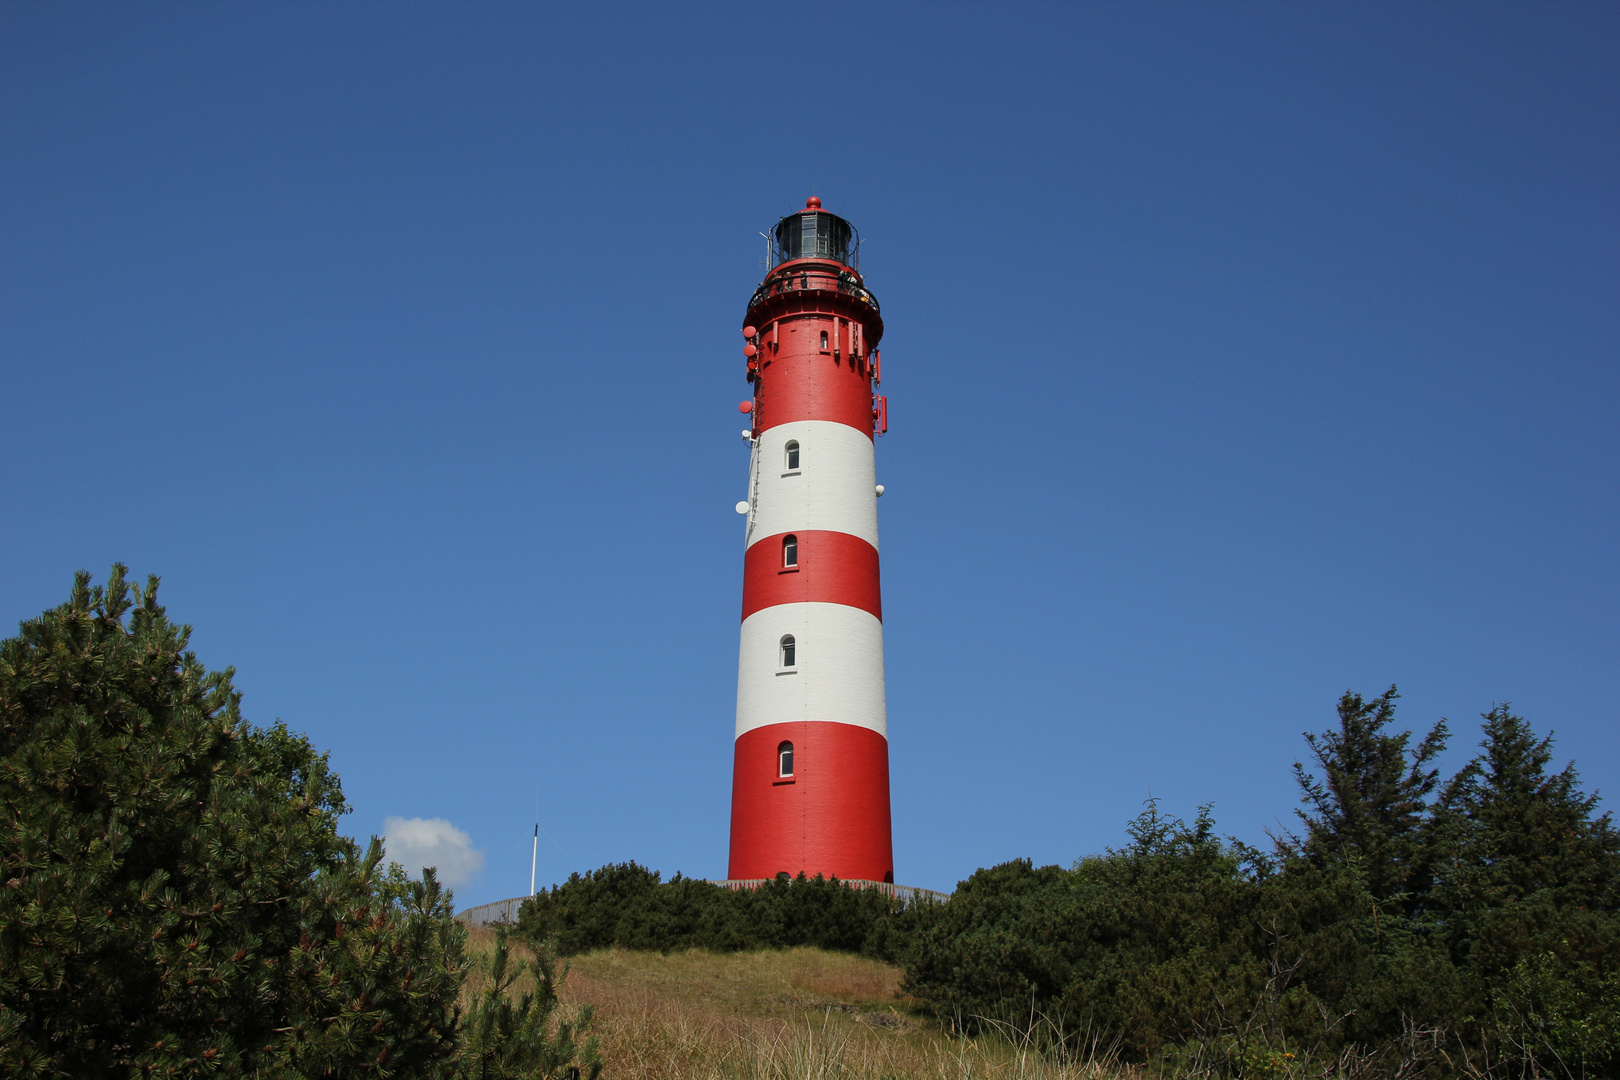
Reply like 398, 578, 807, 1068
382, 816, 486, 888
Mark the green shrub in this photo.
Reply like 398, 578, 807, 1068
899, 694, 1620, 1078
514, 865, 938, 960
903, 805, 1289, 1062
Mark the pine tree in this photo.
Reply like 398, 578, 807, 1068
458, 926, 601, 1080
1289, 686, 1449, 908
1433, 704, 1619, 911
1429, 705, 1620, 1077
0, 568, 468, 1076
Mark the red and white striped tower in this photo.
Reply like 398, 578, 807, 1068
729, 197, 892, 884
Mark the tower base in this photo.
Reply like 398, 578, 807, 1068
727, 721, 893, 883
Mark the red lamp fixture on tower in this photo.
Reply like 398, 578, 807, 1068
729, 197, 892, 884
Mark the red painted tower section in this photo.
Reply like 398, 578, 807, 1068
728, 198, 892, 883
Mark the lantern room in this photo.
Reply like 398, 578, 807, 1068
771, 196, 857, 268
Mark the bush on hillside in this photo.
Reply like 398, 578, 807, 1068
515, 864, 938, 960
906, 804, 1288, 1062
901, 692, 1620, 1078
0, 567, 599, 1080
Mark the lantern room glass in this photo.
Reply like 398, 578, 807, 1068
773, 210, 854, 266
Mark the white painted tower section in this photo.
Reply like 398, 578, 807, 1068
736, 603, 887, 738
743, 420, 880, 550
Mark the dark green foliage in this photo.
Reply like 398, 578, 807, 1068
1485, 948, 1620, 1077
514, 864, 936, 960
900, 694, 1620, 1078
0, 567, 465, 1076
904, 806, 1297, 1064
0, 568, 597, 1080
1429, 706, 1620, 1076
1433, 705, 1619, 915
1289, 686, 1449, 908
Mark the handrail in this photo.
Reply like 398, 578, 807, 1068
747, 264, 881, 317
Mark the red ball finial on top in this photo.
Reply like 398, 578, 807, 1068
806, 196, 821, 209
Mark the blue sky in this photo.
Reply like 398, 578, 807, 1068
3, 3, 1615, 907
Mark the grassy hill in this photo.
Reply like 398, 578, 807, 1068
463, 929, 1130, 1080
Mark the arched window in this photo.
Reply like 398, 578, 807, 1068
783, 534, 798, 567
819, 330, 829, 352
784, 440, 800, 471
779, 634, 796, 668
778, 741, 794, 777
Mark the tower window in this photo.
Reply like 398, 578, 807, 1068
783, 534, 798, 567
820, 330, 829, 352
780, 635, 796, 668
778, 741, 794, 778
784, 440, 800, 471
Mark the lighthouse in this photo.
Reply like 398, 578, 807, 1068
729, 197, 892, 884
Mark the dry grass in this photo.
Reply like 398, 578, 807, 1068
462, 929, 1138, 1080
